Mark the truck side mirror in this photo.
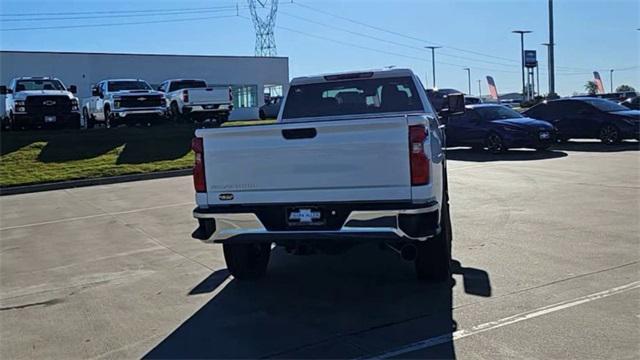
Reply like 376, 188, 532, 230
69, 85, 77, 94
91, 87, 99, 97
0, 86, 7, 95
447, 93, 466, 115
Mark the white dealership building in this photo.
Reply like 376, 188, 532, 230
0, 50, 289, 120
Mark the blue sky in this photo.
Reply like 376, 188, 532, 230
1, 0, 638, 96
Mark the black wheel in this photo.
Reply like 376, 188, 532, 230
223, 243, 271, 280
485, 133, 507, 153
217, 112, 229, 126
170, 102, 182, 123
83, 108, 95, 129
104, 107, 112, 128
259, 109, 266, 120
415, 199, 452, 282
599, 124, 620, 145
2, 115, 11, 131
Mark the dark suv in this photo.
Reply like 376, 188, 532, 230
524, 98, 640, 144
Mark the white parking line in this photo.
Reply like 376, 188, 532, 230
360, 281, 640, 359
0, 202, 193, 231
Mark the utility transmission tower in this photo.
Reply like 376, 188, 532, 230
248, 0, 279, 56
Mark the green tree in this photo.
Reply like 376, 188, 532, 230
584, 81, 598, 95
616, 85, 636, 92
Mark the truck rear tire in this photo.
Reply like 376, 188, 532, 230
415, 200, 452, 282
223, 243, 271, 280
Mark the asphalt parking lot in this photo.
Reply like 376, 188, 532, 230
1, 141, 639, 359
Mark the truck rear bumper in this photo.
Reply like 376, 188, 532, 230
192, 200, 439, 243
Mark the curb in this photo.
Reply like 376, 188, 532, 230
0, 169, 192, 196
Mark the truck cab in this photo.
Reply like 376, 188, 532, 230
190, 69, 464, 281
1, 77, 80, 130
83, 79, 166, 128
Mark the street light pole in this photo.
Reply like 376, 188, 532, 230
548, 0, 556, 96
463, 67, 471, 95
512, 30, 532, 101
425, 46, 441, 89
542, 43, 551, 95
609, 69, 614, 93
536, 65, 540, 96
478, 80, 482, 97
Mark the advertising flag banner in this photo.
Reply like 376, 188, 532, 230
593, 71, 605, 94
486, 76, 499, 100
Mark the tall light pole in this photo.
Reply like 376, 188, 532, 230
478, 80, 482, 97
609, 69, 614, 93
542, 43, 552, 95
512, 30, 532, 101
536, 65, 540, 96
463, 67, 471, 95
425, 46, 441, 89
548, 0, 556, 96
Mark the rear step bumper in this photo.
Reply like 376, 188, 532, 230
192, 200, 439, 243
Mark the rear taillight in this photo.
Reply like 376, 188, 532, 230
192, 137, 206, 192
228, 86, 233, 102
409, 125, 429, 185
182, 89, 189, 103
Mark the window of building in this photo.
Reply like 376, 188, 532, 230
231, 85, 258, 108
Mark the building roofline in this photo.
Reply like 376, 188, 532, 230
0, 50, 288, 60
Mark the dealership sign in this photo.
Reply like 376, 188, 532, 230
524, 50, 537, 68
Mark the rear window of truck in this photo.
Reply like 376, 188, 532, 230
169, 80, 207, 92
282, 76, 424, 120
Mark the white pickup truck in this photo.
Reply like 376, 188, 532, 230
83, 79, 166, 128
0, 77, 81, 130
158, 79, 232, 125
191, 69, 463, 281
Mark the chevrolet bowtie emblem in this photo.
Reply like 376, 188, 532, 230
137, 97, 147, 101
43, 100, 56, 106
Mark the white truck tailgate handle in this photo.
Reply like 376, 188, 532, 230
282, 128, 317, 140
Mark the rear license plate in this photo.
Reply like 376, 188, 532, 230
287, 207, 324, 226
44, 116, 56, 123
539, 132, 550, 140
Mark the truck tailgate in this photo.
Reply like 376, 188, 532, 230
197, 117, 412, 205
188, 87, 228, 105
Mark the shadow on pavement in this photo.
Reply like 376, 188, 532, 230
553, 140, 639, 153
145, 246, 491, 359
446, 148, 567, 162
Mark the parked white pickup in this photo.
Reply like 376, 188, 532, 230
83, 79, 166, 128
190, 68, 463, 281
1, 77, 81, 130
158, 79, 232, 125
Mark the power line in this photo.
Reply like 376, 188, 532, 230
292, 1, 602, 73
0, 14, 239, 32
292, 1, 521, 64
0, 4, 240, 17
0, 8, 249, 22
280, 10, 520, 69
239, 15, 519, 74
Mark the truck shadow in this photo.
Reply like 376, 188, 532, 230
446, 148, 567, 162
144, 246, 491, 359
552, 140, 639, 153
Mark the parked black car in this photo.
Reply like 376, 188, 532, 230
444, 104, 555, 153
524, 98, 640, 144
620, 96, 639, 110
259, 96, 282, 119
